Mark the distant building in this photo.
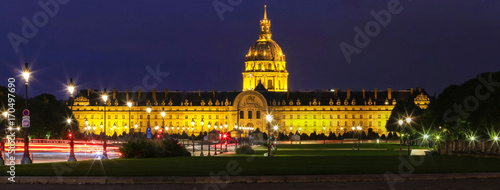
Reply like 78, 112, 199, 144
71, 6, 430, 136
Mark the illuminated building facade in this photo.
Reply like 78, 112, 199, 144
71, 6, 430, 136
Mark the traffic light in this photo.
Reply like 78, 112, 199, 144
223, 134, 227, 139
68, 132, 73, 139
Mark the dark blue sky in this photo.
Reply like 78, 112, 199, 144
1, 0, 500, 100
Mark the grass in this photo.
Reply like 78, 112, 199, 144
2, 156, 500, 176
2, 143, 498, 177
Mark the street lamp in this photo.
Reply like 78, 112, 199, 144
266, 114, 273, 157
146, 104, 151, 138
234, 124, 239, 149
21, 62, 32, 164
299, 127, 302, 144
161, 110, 166, 132
191, 119, 195, 156
127, 101, 133, 135
200, 118, 204, 156
356, 126, 362, 150
289, 127, 293, 144
101, 93, 109, 159
85, 118, 89, 138
67, 78, 75, 132
351, 126, 355, 150
398, 120, 403, 156
406, 117, 412, 156
207, 122, 211, 156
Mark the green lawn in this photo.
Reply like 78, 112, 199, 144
2, 156, 499, 176
227, 143, 429, 157
2, 143, 498, 177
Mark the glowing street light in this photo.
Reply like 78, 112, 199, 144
494, 136, 499, 141
127, 101, 133, 135
207, 121, 212, 156
423, 134, 429, 139
101, 92, 109, 158
21, 63, 32, 164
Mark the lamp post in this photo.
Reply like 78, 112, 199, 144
406, 117, 412, 156
289, 127, 293, 144
21, 63, 32, 164
273, 125, 278, 151
1, 111, 8, 165
351, 126, 355, 150
299, 127, 302, 144
398, 120, 403, 156
146, 104, 151, 138
340, 127, 344, 144
200, 119, 204, 156
191, 119, 195, 156
101, 94, 109, 159
85, 118, 89, 140
161, 110, 166, 133
234, 124, 239, 149
266, 114, 272, 157
127, 102, 133, 136
66, 79, 77, 162
214, 124, 218, 156
357, 126, 362, 150
224, 122, 228, 152
207, 121, 211, 156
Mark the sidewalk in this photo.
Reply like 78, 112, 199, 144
3, 173, 500, 184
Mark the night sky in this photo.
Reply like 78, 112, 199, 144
1, 0, 500, 100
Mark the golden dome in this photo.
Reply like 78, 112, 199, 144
245, 5, 285, 62
246, 40, 285, 61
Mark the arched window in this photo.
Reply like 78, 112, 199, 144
239, 111, 244, 119
248, 111, 253, 119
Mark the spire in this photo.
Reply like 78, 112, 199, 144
264, 5, 267, 20
259, 5, 272, 40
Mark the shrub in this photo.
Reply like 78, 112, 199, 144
120, 138, 190, 158
235, 145, 255, 155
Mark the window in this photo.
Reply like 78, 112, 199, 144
115, 115, 117, 119
122, 115, 125, 119
290, 115, 293, 119
248, 111, 253, 119
330, 115, 333, 119
185, 115, 188, 119
282, 115, 285, 119
352, 115, 355, 119
337, 115, 340, 119
240, 111, 244, 119
217, 115, 219, 119
360, 115, 363, 119
209, 115, 212, 119
369, 115, 372, 119
169, 115, 172, 119
378, 115, 381, 119
140, 115, 143, 119
369, 121, 372, 126
108, 115, 111, 119
314, 115, 317, 119
91, 115, 94, 119
155, 115, 158, 119
256, 111, 261, 119
297, 115, 300, 119
378, 121, 381, 126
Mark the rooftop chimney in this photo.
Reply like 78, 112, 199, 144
374, 88, 378, 100
138, 88, 141, 98
152, 88, 157, 100
347, 88, 351, 99
388, 88, 392, 100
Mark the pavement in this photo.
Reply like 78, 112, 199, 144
2, 173, 500, 189
2, 178, 500, 190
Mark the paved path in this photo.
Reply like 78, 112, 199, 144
2, 178, 499, 190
